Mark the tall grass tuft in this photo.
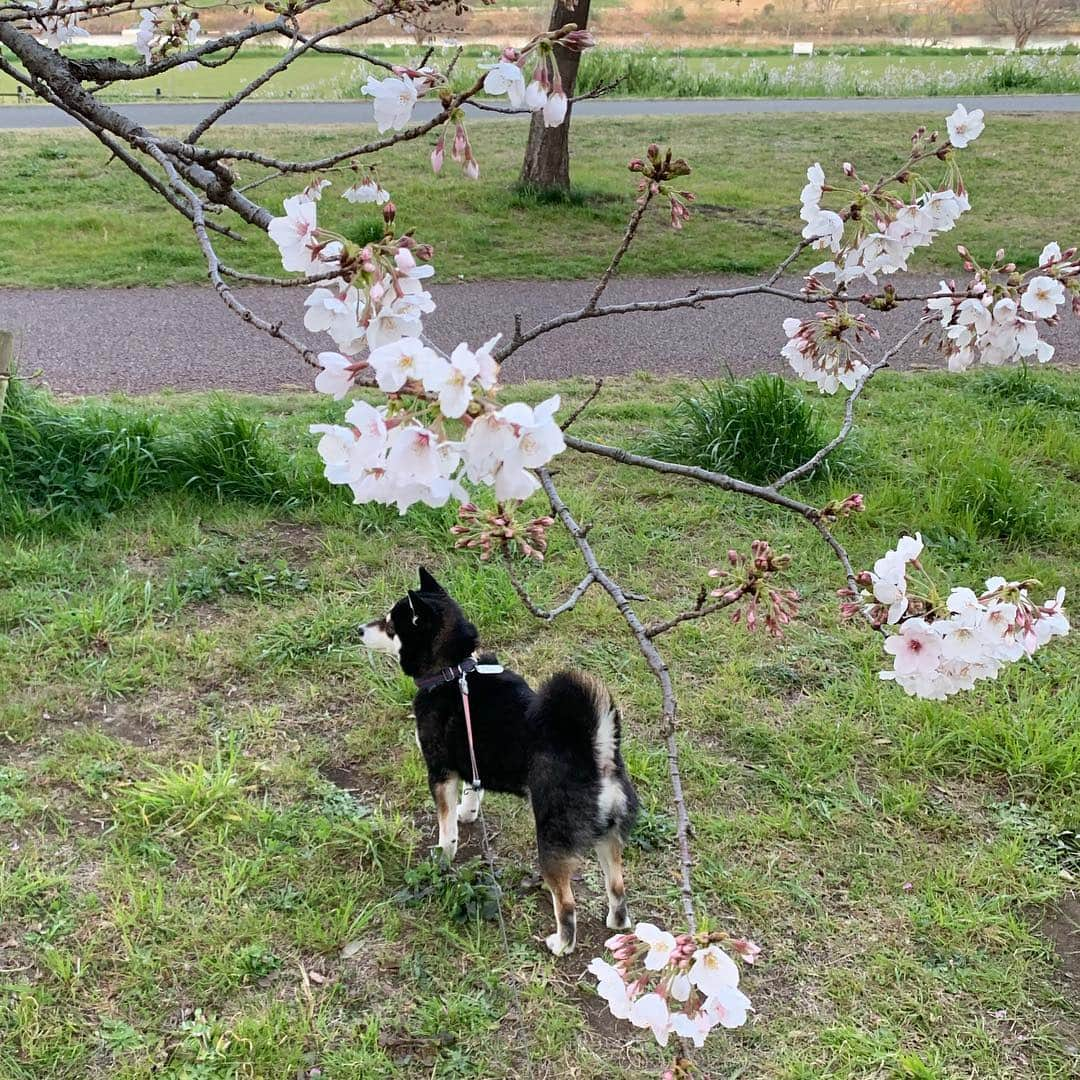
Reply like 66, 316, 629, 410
972, 365, 1078, 411
0, 381, 312, 531
643, 374, 840, 486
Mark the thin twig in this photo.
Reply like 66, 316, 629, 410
559, 379, 604, 432
503, 551, 596, 621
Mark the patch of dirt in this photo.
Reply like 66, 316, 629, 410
1041, 894, 1080, 981
262, 521, 325, 563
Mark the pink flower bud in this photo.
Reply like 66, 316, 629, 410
382, 201, 396, 225
463, 157, 480, 181
430, 136, 444, 175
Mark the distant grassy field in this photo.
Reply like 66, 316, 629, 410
1, 368, 1078, 1078
2, 44, 1080, 102
0, 112, 1077, 287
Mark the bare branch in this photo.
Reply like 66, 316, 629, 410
538, 468, 698, 933
559, 378, 604, 432
644, 584, 754, 639
503, 552, 596, 621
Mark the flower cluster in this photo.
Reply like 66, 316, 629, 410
925, 242, 1079, 371
450, 503, 555, 561
628, 144, 695, 228
482, 38, 579, 128
266, 187, 567, 513
29, 3, 89, 48
588, 925, 757, 1052
800, 107, 981, 290
841, 535, 1070, 699
707, 541, 799, 638
135, 6, 201, 69
782, 304, 880, 394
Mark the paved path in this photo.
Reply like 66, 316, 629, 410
2, 94, 1080, 130
1, 275, 1075, 396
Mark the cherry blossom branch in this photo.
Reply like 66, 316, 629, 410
559, 378, 604, 431
140, 141, 320, 369
644, 584, 754, 640
502, 551, 596, 621
537, 467, 698, 934
465, 76, 626, 115
772, 318, 929, 490
585, 189, 654, 312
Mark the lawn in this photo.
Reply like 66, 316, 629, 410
1, 113, 1079, 287
1, 367, 1078, 1078
3, 45, 1079, 102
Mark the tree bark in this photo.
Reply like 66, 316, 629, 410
519, 0, 591, 191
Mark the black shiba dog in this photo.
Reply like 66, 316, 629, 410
362, 567, 639, 955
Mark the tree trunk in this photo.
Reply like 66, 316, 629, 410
519, 0, 591, 191
1014, 27, 1031, 50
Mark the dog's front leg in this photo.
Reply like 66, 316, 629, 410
457, 783, 483, 824
432, 775, 459, 862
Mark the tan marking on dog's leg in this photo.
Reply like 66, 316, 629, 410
541, 856, 578, 956
596, 832, 631, 930
433, 777, 459, 862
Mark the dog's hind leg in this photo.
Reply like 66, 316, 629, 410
431, 775, 459, 862
457, 783, 483, 824
540, 854, 579, 956
596, 831, 631, 930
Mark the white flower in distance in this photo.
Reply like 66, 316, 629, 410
367, 337, 441, 393
628, 992, 672, 1046
543, 91, 569, 128
343, 179, 391, 205
634, 922, 678, 971
1021, 276, 1066, 319
268, 195, 321, 273
688, 945, 741, 997
482, 61, 526, 107
362, 75, 421, 132
946, 103, 985, 149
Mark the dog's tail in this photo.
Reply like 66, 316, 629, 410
533, 670, 638, 835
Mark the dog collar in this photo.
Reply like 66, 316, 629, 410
413, 656, 503, 691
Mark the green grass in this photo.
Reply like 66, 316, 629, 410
5, 44, 1080, 102
643, 373, 844, 484
1, 369, 1078, 1077
1, 112, 1079, 287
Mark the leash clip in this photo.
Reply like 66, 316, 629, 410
458, 672, 470, 697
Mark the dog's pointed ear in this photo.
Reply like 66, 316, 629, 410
417, 566, 445, 594
407, 590, 433, 623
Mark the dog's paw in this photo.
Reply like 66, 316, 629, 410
438, 839, 458, 862
457, 803, 479, 824
545, 931, 574, 957
606, 907, 632, 931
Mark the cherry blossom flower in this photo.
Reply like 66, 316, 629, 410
525, 79, 549, 111
366, 308, 423, 353
1021, 275, 1066, 319
801, 209, 844, 252
543, 91, 569, 128
314, 351, 360, 400
587, 958, 633, 1020
688, 945, 741, 997
362, 75, 421, 132
482, 61, 526, 108
432, 343, 481, 418
628, 993, 672, 1046
635, 923, 678, 971
344, 178, 391, 205
267, 195, 321, 273
367, 337, 441, 392
946, 103, 985, 148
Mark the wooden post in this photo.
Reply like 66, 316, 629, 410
0, 330, 13, 419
